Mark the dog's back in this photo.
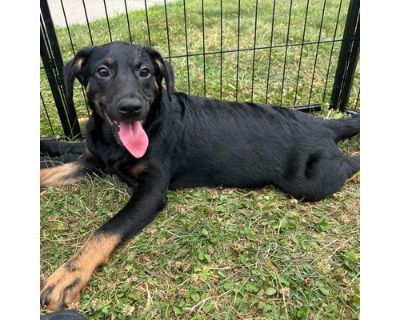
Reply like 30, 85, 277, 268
167, 93, 351, 194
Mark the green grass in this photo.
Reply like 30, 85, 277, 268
41, 134, 360, 319
41, 1, 360, 319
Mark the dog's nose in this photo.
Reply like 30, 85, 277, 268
118, 98, 142, 117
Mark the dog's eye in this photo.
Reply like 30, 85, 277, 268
139, 68, 151, 78
96, 66, 110, 78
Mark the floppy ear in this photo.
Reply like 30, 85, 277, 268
144, 47, 175, 100
162, 60, 176, 94
63, 46, 94, 107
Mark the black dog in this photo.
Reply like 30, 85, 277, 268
40, 42, 359, 310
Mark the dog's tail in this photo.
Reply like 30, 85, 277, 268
323, 115, 360, 142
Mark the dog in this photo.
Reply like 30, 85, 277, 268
40, 41, 360, 311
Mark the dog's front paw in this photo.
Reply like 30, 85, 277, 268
40, 264, 91, 311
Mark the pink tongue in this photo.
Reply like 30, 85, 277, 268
118, 121, 149, 158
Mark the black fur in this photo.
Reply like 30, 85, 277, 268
40, 42, 359, 308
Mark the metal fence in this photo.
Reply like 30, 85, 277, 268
40, 0, 360, 140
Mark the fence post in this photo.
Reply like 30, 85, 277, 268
330, 0, 359, 112
40, 0, 81, 139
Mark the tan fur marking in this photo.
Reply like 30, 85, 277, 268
41, 233, 121, 311
105, 57, 114, 65
40, 162, 82, 188
92, 96, 107, 115
346, 171, 360, 184
154, 58, 164, 71
75, 57, 84, 70
71, 233, 121, 269
129, 162, 148, 178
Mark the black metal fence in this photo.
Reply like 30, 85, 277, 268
40, 0, 359, 140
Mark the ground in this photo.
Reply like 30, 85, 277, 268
40, 127, 359, 319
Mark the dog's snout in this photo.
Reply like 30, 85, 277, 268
118, 98, 142, 117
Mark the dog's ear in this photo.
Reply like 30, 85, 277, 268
144, 47, 175, 100
162, 60, 175, 95
63, 46, 94, 106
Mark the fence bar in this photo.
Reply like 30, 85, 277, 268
265, 0, 276, 103
144, 0, 152, 46
330, 0, 360, 111
322, 0, 343, 101
60, 0, 75, 53
82, 0, 94, 45
293, 0, 310, 105
103, 0, 113, 42
219, 0, 223, 100
280, 0, 293, 106
124, 0, 133, 43
40, 0, 81, 139
250, 0, 259, 102
182, 0, 191, 94
41, 0, 66, 84
344, 108, 359, 116
307, 0, 327, 106
294, 104, 321, 113
163, 39, 342, 60
60, 0, 91, 117
164, 0, 172, 61
40, 31, 78, 139
40, 91, 56, 136
201, 0, 206, 97
235, 0, 241, 101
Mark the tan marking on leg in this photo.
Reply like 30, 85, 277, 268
70, 233, 121, 269
129, 162, 148, 178
41, 233, 121, 311
346, 171, 360, 183
40, 162, 83, 188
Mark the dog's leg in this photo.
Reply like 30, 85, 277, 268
324, 115, 360, 142
40, 139, 86, 157
40, 154, 84, 169
345, 154, 360, 180
276, 153, 360, 202
40, 162, 169, 311
40, 153, 101, 188
40, 161, 85, 187
41, 139, 87, 169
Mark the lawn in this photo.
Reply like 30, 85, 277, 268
40, 0, 360, 319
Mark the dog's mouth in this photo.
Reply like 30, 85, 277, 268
104, 111, 149, 158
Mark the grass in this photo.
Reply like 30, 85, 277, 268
41, 133, 360, 319
41, 1, 360, 319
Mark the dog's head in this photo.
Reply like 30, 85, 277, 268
63, 42, 175, 158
